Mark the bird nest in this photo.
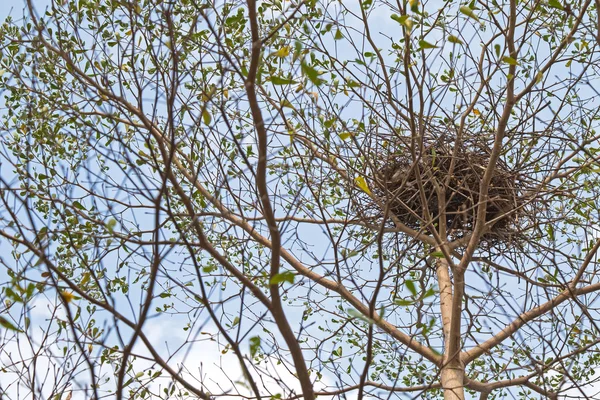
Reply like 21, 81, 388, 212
361, 133, 528, 247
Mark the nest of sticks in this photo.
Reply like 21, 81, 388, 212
365, 132, 527, 247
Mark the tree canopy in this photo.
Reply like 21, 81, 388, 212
1, 0, 600, 399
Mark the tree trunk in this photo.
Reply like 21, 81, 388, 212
437, 257, 466, 400
441, 364, 465, 400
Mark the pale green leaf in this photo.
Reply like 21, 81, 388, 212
502, 56, 520, 66
270, 271, 296, 285
419, 39, 438, 49
405, 280, 417, 296
270, 76, 297, 85
202, 109, 212, 125
347, 308, 374, 324
459, 5, 480, 22
448, 35, 464, 45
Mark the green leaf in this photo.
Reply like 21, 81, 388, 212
347, 308, 374, 324
547, 225, 555, 241
241, 64, 249, 77
343, 249, 359, 258
535, 71, 544, 84
548, 0, 563, 10
501, 56, 520, 66
447, 35, 464, 45
334, 30, 344, 40
73, 201, 85, 210
459, 5, 480, 22
391, 14, 403, 24
273, 46, 290, 58
5, 287, 21, 303
25, 283, 35, 299
294, 40, 303, 60
202, 264, 217, 273
270, 271, 296, 285
280, 99, 295, 109
106, 218, 117, 233
409, 0, 419, 12
355, 176, 372, 195
0, 316, 23, 333
405, 280, 417, 297
332, 346, 343, 357
249, 336, 261, 357
338, 132, 354, 140
391, 14, 408, 25
394, 299, 414, 306
431, 251, 445, 258
391, 14, 413, 31
202, 109, 212, 125
80, 272, 91, 287
423, 287, 437, 298
301, 61, 324, 86
35, 227, 48, 244
419, 39, 438, 50
270, 75, 297, 85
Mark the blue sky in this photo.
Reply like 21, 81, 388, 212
2, 1, 600, 399
1, 0, 27, 20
